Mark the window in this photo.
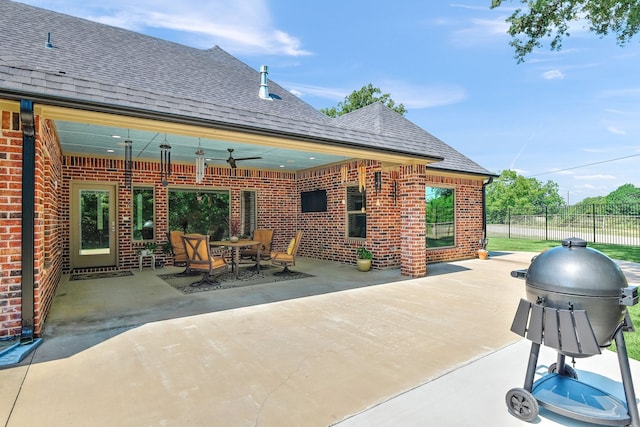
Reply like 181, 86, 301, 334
426, 187, 454, 248
132, 187, 154, 241
346, 185, 366, 238
168, 189, 229, 239
240, 190, 257, 236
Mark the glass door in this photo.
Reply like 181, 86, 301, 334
71, 182, 117, 269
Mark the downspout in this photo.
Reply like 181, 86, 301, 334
482, 176, 494, 246
20, 99, 35, 342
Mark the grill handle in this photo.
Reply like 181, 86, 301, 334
620, 286, 639, 306
511, 269, 527, 280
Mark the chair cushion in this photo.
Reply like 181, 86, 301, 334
272, 252, 293, 263
211, 257, 226, 268
287, 238, 296, 255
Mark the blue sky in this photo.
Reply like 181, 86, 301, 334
17, 0, 640, 203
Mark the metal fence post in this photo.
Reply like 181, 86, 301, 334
545, 205, 548, 241
592, 204, 596, 243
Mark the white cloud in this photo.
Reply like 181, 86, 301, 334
574, 183, 609, 190
378, 80, 466, 109
450, 17, 510, 47
284, 80, 467, 108
598, 87, 640, 99
19, 0, 311, 56
282, 83, 347, 102
607, 126, 627, 135
542, 69, 564, 80
574, 174, 616, 180
551, 169, 575, 176
512, 168, 530, 175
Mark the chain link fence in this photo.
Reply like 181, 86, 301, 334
487, 203, 640, 246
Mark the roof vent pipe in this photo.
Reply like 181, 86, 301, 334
45, 32, 53, 49
258, 65, 271, 100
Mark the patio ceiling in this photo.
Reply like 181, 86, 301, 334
38, 103, 431, 172
53, 120, 347, 172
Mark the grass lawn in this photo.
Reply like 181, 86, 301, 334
488, 237, 640, 360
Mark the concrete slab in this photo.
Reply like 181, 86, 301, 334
335, 339, 640, 426
0, 252, 638, 426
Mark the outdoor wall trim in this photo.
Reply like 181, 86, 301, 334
20, 99, 35, 341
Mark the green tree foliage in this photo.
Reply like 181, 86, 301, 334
579, 195, 606, 205
576, 184, 640, 214
320, 84, 407, 117
426, 188, 454, 224
605, 183, 640, 204
168, 191, 229, 236
486, 169, 564, 222
491, 0, 640, 62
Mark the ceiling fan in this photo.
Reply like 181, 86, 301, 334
213, 148, 262, 168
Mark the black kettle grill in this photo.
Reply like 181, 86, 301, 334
506, 237, 640, 426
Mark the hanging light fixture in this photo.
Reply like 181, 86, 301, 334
124, 131, 132, 188
159, 134, 171, 186
195, 138, 205, 184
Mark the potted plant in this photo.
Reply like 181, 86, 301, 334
478, 236, 489, 260
140, 242, 157, 256
228, 218, 240, 242
356, 247, 373, 272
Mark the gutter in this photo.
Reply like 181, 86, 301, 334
482, 176, 494, 246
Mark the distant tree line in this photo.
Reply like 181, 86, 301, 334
486, 170, 640, 223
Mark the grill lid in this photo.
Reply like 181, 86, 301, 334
525, 237, 628, 297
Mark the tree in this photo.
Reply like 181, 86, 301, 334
605, 183, 640, 205
491, 0, 640, 62
320, 84, 407, 117
486, 169, 564, 222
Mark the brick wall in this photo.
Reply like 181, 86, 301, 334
0, 109, 23, 338
0, 111, 64, 338
33, 119, 63, 336
61, 159, 298, 272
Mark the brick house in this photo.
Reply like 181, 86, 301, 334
0, 1, 495, 338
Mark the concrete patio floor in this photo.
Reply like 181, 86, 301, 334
1, 253, 639, 426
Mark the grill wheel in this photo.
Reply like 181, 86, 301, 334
506, 387, 539, 422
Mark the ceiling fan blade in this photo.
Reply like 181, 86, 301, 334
234, 156, 262, 161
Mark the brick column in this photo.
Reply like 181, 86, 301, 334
399, 165, 427, 277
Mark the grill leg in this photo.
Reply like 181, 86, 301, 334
556, 353, 566, 376
524, 342, 541, 392
615, 328, 640, 427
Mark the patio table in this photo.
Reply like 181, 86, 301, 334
210, 240, 261, 279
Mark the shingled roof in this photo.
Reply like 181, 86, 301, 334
334, 102, 491, 174
0, 0, 493, 176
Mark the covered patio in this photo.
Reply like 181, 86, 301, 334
1, 2, 496, 340
4, 252, 640, 426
